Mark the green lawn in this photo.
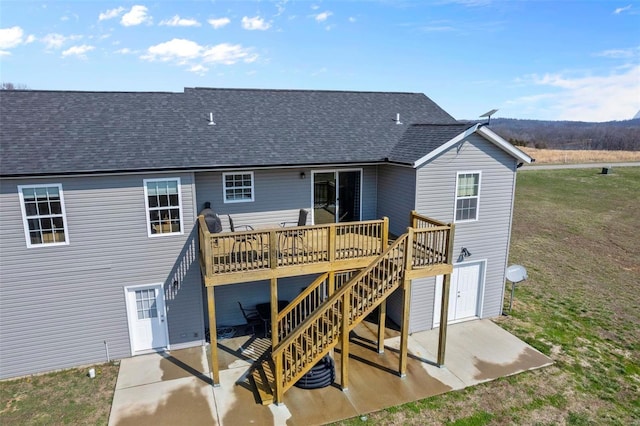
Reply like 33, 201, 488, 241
338, 167, 640, 425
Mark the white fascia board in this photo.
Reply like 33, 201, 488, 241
412, 123, 533, 168
477, 126, 533, 164
413, 124, 480, 168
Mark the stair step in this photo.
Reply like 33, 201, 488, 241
251, 359, 275, 405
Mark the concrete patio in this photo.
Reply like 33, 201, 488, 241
108, 319, 553, 426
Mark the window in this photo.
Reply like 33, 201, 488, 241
223, 172, 254, 203
135, 289, 158, 320
455, 172, 481, 222
144, 178, 183, 237
18, 184, 69, 247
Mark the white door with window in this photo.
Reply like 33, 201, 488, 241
125, 285, 168, 353
433, 261, 485, 327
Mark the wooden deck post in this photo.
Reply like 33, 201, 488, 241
340, 292, 350, 390
270, 277, 278, 347
437, 223, 456, 367
399, 227, 414, 377
377, 299, 386, 353
328, 270, 335, 297
207, 286, 220, 386
377, 217, 390, 353
269, 230, 278, 270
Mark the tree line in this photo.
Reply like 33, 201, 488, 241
489, 118, 639, 151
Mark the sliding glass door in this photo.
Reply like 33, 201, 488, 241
312, 170, 361, 224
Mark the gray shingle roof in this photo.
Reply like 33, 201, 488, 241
388, 123, 475, 164
0, 87, 461, 177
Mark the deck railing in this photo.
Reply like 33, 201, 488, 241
198, 217, 389, 277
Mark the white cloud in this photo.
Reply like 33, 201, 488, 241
0, 26, 24, 53
25, 34, 36, 44
275, 0, 289, 16
202, 43, 258, 64
614, 4, 632, 14
596, 46, 640, 59
510, 66, 640, 121
159, 15, 201, 27
121, 5, 151, 27
61, 44, 95, 58
314, 11, 332, 22
141, 38, 202, 63
310, 4, 320, 10
208, 17, 231, 29
99, 6, 125, 21
115, 47, 135, 54
41, 33, 82, 50
141, 38, 258, 73
189, 64, 208, 75
348, 17, 356, 23
241, 16, 271, 30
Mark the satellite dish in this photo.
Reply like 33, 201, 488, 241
479, 109, 499, 125
504, 264, 527, 315
506, 264, 527, 283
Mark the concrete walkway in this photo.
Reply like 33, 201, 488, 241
109, 320, 553, 425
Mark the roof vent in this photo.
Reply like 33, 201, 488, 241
395, 113, 402, 125
208, 112, 216, 126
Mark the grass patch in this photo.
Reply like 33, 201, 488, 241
0, 362, 119, 425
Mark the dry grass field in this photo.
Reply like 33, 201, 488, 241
521, 147, 640, 164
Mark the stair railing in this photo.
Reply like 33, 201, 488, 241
271, 233, 410, 401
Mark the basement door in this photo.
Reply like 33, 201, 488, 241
433, 260, 485, 327
125, 284, 169, 354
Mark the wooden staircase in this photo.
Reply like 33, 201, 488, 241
250, 232, 411, 405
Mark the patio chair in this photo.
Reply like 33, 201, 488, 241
238, 302, 267, 336
279, 209, 308, 253
228, 214, 257, 254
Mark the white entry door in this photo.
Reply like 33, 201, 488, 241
433, 261, 485, 327
125, 285, 168, 353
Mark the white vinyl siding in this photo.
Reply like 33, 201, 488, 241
18, 183, 69, 248
144, 178, 184, 237
223, 172, 254, 203
454, 171, 481, 222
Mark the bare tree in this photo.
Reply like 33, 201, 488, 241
1, 82, 29, 90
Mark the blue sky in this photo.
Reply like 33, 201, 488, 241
1, 1, 639, 121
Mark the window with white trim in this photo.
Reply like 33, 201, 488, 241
223, 172, 254, 203
144, 178, 183, 236
18, 184, 69, 247
455, 172, 481, 222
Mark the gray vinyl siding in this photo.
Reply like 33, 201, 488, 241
194, 167, 379, 228
409, 134, 518, 332
0, 173, 203, 379
376, 165, 416, 236
212, 275, 322, 328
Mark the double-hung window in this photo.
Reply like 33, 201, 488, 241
144, 178, 183, 237
18, 184, 69, 247
223, 172, 254, 203
455, 172, 481, 222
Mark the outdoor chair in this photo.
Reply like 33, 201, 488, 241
228, 214, 257, 254
237, 302, 266, 335
279, 209, 308, 254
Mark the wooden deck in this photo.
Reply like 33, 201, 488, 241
198, 215, 453, 286
198, 212, 456, 401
